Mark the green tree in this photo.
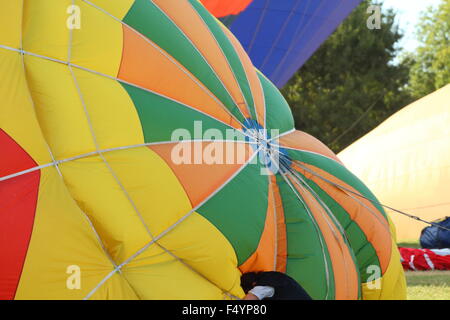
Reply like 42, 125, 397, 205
281, 0, 413, 153
408, 0, 450, 99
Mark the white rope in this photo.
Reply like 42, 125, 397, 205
266, 151, 331, 299
18, 0, 119, 278
182, 0, 254, 122
0, 44, 249, 139
150, 0, 250, 125
290, 158, 450, 232
266, 128, 296, 142
83, 148, 261, 300
284, 167, 354, 298
268, 175, 278, 270
278, 170, 331, 299
0, 139, 249, 182
266, 145, 409, 233
81, 0, 249, 131
68, 46, 250, 298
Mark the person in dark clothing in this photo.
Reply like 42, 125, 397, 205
241, 271, 312, 300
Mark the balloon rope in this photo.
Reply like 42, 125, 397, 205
330, 91, 385, 147
292, 160, 450, 233
267, 152, 331, 299
266, 143, 450, 233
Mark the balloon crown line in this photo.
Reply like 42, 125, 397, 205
267, 145, 450, 234
295, 161, 450, 233
1, 125, 447, 233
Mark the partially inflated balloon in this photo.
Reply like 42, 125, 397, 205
200, 0, 253, 17
201, 0, 363, 87
0, 0, 404, 300
339, 85, 450, 242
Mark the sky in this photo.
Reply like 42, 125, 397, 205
381, 0, 443, 52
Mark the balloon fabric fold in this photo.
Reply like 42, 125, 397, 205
0, 0, 404, 300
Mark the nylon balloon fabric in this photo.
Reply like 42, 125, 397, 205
339, 85, 450, 243
0, 0, 405, 300
201, 0, 363, 87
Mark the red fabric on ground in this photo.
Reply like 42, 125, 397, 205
399, 247, 450, 271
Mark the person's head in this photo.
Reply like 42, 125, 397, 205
240, 272, 260, 293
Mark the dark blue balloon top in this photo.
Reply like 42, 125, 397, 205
221, 0, 362, 87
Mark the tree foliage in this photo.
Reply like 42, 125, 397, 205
281, 0, 413, 153
407, 0, 450, 99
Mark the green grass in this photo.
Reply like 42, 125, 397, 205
398, 240, 449, 300
406, 271, 450, 300
397, 240, 421, 249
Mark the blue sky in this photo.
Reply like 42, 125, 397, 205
381, 0, 443, 52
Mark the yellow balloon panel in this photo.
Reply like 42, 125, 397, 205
0, 50, 52, 165
1, 0, 406, 300
122, 254, 228, 300
100, 147, 193, 237
361, 218, 406, 300
158, 212, 245, 298
71, 0, 124, 77
23, 0, 72, 61
70, 67, 144, 150
59, 155, 153, 264
24, 55, 96, 159
87, 0, 135, 20
88, 272, 139, 300
0, 0, 22, 48
15, 168, 116, 299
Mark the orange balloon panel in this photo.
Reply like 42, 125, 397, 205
200, 0, 254, 17
339, 85, 450, 241
0, 0, 404, 300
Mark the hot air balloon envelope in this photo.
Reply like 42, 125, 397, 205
1, 0, 403, 300
339, 85, 450, 242
201, 0, 363, 87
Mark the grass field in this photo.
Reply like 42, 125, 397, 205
405, 271, 450, 300
398, 240, 450, 300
